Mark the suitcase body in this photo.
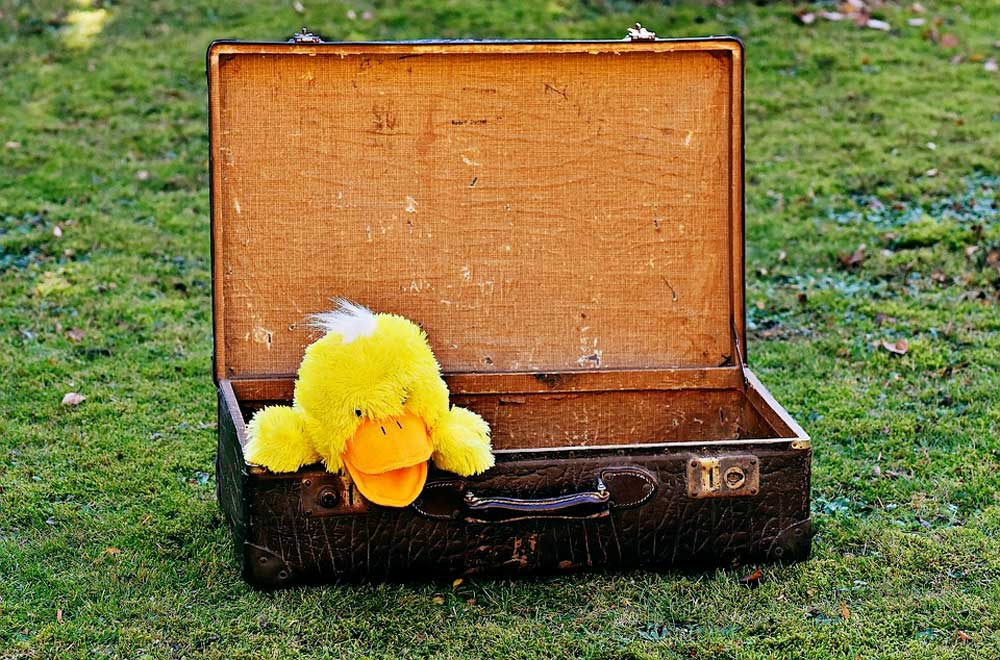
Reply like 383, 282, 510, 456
208, 32, 812, 588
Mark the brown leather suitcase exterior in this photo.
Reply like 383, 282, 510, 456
209, 30, 812, 588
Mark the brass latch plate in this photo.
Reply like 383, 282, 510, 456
687, 454, 760, 499
300, 473, 368, 517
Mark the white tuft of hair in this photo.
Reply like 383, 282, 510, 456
309, 299, 378, 343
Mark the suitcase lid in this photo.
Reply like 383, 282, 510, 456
208, 32, 745, 382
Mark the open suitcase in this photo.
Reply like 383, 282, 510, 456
209, 27, 812, 588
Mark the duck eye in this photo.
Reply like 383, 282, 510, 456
355, 409, 362, 417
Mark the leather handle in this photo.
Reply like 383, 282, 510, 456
411, 466, 657, 524
462, 478, 610, 523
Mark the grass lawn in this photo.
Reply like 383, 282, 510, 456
2, 0, 1000, 658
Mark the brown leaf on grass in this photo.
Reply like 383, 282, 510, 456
740, 567, 764, 588
66, 328, 85, 342
910, 2, 926, 13
61, 392, 86, 406
452, 578, 464, 590
839, 602, 851, 620
104, 547, 122, 556
838, 244, 866, 269
939, 33, 960, 48
431, 594, 446, 605
56, 609, 63, 624
880, 338, 909, 355
956, 631, 971, 643
986, 249, 1000, 274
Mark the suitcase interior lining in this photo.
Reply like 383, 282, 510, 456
224, 367, 802, 455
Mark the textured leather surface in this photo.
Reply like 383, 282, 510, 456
217, 405, 812, 588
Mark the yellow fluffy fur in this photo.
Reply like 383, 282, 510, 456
244, 303, 494, 476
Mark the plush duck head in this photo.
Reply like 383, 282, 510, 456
245, 301, 494, 507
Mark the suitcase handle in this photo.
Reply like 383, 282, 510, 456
412, 466, 657, 524
461, 478, 611, 523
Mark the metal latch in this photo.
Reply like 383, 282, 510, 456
300, 473, 367, 517
687, 454, 760, 498
289, 27, 323, 44
625, 23, 657, 41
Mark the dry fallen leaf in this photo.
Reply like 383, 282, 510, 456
986, 249, 1000, 274
956, 631, 971, 643
452, 578, 464, 590
939, 33, 960, 48
880, 338, 909, 355
838, 244, 866, 269
62, 392, 86, 406
56, 609, 63, 624
432, 595, 446, 605
740, 567, 764, 588
66, 328, 86, 343
839, 602, 851, 620
104, 547, 122, 556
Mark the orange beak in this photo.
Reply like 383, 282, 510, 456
342, 412, 432, 508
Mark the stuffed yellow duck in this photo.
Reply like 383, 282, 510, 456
245, 301, 494, 507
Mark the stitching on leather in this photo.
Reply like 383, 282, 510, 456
411, 480, 464, 520
601, 468, 657, 508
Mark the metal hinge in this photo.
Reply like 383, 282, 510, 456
289, 27, 323, 44
625, 23, 657, 41
732, 318, 749, 388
